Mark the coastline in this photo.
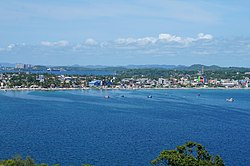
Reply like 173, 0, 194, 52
0, 87, 249, 92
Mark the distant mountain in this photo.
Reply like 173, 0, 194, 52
125, 64, 186, 69
177, 64, 222, 71
10, 63, 250, 72
83, 65, 111, 69
172, 64, 250, 72
0, 63, 15, 67
59, 64, 185, 69
69, 64, 115, 68
48, 64, 185, 70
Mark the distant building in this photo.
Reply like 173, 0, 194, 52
15, 63, 32, 69
198, 76, 207, 84
202, 66, 204, 75
24, 64, 32, 69
89, 80, 101, 87
221, 82, 235, 87
36, 75, 45, 82
15, 63, 25, 69
158, 78, 167, 85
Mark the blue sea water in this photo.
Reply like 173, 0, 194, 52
0, 70, 115, 75
0, 89, 250, 165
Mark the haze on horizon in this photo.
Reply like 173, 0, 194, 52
0, 0, 250, 67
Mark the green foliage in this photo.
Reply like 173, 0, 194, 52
151, 141, 224, 166
0, 155, 35, 166
116, 67, 248, 80
0, 156, 91, 166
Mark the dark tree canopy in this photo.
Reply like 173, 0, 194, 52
151, 141, 224, 166
0, 155, 91, 166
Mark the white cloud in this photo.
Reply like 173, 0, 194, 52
41, 40, 69, 47
2, 35, 250, 67
72, 39, 98, 50
159, 34, 182, 42
1, 33, 214, 54
158, 33, 213, 43
72, 44, 82, 50
84, 38, 98, 46
158, 33, 197, 44
115, 38, 137, 45
197, 33, 213, 40
115, 33, 213, 46
137, 37, 157, 45
115, 37, 157, 46
7, 44, 16, 50
0, 43, 28, 52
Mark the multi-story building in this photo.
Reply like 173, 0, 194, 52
15, 63, 32, 69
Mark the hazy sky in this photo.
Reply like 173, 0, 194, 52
0, 0, 250, 66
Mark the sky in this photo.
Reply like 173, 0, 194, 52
0, 0, 250, 67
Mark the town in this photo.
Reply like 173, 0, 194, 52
0, 65, 250, 90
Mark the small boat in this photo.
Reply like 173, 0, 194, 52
121, 95, 125, 97
147, 95, 152, 98
104, 95, 110, 99
198, 93, 200, 96
226, 98, 234, 102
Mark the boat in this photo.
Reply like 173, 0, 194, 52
47, 68, 60, 71
104, 95, 110, 99
226, 98, 234, 102
121, 95, 125, 97
147, 95, 152, 98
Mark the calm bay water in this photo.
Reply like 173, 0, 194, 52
0, 89, 250, 165
0, 70, 115, 75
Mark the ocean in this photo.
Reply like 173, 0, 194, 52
0, 70, 115, 75
0, 89, 249, 165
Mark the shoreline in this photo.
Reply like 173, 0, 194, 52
0, 87, 249, 91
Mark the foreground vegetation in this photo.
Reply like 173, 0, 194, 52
151, 141, 224, 166
0, 156, 90, 166
1, 142, 224, 166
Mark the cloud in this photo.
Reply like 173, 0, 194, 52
115, 38, 136, 45
158, 34, 197, 44
197, 33, 213, 40
41, 40, 69, 47
1, 33, 214, 54
115, 37, 157, 46
2, 35, 250, 67
159, 34, 182, 42
114, 33, 213, 46
72, 38, 99, 51
84, 38, 98, 46
7, 44, 16, 50
137, 37, 157, 45
0, 43, 29, 52
72, 44, 82, 50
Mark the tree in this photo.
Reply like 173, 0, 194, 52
151, 141, 224, 166
0, 156, 91, 166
